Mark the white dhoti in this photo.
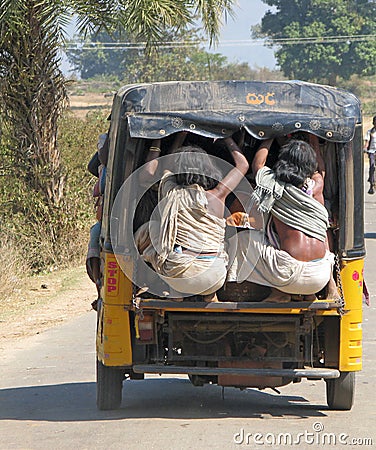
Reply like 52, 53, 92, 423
135, 221, 227, 295
231, 229, 334, 295
158, 252, 227, 295
134, 173, 228, 296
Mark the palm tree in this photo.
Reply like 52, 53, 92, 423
0, 1, 69, 206
0, 0, 235, 206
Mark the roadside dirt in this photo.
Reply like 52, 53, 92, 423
0, 266, 96, 349
68, 91, 113, 118
0, 91, 109, 350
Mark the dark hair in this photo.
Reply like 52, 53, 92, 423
273, 139, 317, 187
171, 145, 222, 190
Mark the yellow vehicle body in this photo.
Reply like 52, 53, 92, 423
95, 80, 365, 411
339, 259, 363, 371
96, 254, 133, 366
97, 256, 364, 372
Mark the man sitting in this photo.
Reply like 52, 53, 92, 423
231, 138, 336, 302
135, 134, 248, 302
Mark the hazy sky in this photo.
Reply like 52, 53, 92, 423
61, 0, 276, 75
213, 0, 276, 69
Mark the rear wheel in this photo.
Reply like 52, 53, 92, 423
96, 360, 124, 410
188, 374, 205, 387
326, 371, 355, 410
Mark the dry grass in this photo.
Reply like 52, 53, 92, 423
0, 238, 30, 301
68, 91, 112, 118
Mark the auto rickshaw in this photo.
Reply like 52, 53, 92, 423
96, 80, 364, 411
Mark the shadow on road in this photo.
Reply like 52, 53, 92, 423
364, 232, 376, 239
0, 378, 328, 421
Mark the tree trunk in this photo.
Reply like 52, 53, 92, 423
0, 2, 68, 206
328, 72, 338, 86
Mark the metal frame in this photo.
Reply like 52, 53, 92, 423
165, 313, 302, 363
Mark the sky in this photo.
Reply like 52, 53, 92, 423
209, 0, 276, 69
61, 0, 277, 75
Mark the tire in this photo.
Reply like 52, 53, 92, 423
188, 374, 205, 387
326, 371, 355, 410
96, 360, 124, 410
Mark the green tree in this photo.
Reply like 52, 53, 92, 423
0, 0, 236, 270
67, 21, 287, 84
66, 29, 139, 79
255, 0, 376, 84
1, 0, 235, 204
0, 1, 68, 206
125, 48, 268, 83
67, 26, 263, 82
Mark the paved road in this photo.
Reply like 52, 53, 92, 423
1, 194, 376, 450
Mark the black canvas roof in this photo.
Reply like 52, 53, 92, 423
115, 80, 361, 143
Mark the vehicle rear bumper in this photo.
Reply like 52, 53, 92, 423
132, 365, 340, 379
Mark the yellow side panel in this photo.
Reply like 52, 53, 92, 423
103, 253, 133, 305
96, 253, 134, 366
339, 259, 363, 371
97, 304, 133, 366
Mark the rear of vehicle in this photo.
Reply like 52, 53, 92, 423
96, 80, 364, 411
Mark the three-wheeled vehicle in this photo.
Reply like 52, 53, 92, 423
96, 80, 364, 410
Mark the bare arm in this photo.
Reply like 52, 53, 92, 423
310, 170, 332, 254
170, 131, 188, 152
308, 134, 326, 178
311, 171, 325, 205
211, 136, 249, 201
138, 139, 161, 185
364, 137, 370, 152
138, 132, 188, 185
252, 138, 274, 176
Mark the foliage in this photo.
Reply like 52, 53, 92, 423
0, 1, 68, 206
70, 0, 235, 46
0, 0, 236, 273
66, 29, 139, 79
256, 0, 376, 84
0, 111, 107, 273
0, 235, 29, 299
122, 29, 236, 82
66, 26, 285, 82
124, 49, 284, 83
332, 74, 376, 119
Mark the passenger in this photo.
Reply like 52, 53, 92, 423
135, 133, 248, 302
232, 138, 335, 302
364, 115, 376, 195
86, 133, 108, 310
135, 133, 187, 232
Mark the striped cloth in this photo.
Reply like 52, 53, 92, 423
252, 167, 329, 242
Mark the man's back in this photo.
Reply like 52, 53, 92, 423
273, 217, 326, 262
272, 170, 327, 262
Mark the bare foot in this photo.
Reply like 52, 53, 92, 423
203, 293, 219, 303
261, 288, 291, 303
327, 290, 341, 301
163, 290, 184, 302
91, 298, 99, 311
327, 277, 341, 301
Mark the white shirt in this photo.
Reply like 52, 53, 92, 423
365, 127, 376, 153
